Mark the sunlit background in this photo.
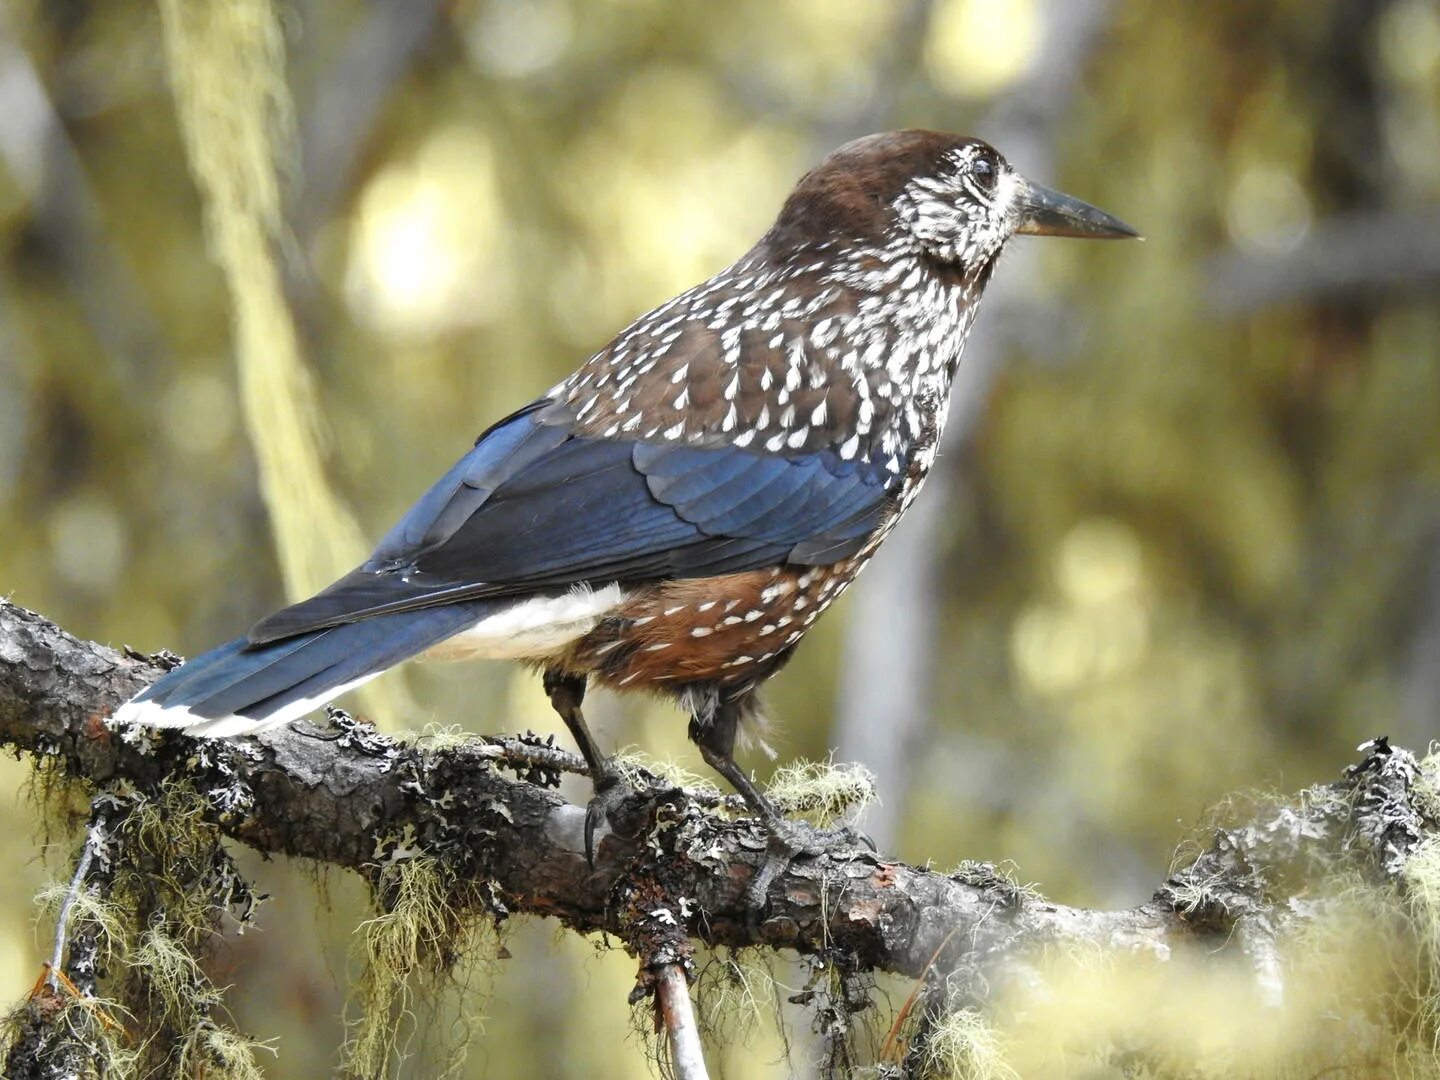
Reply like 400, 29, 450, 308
1, 0, 1439, 1075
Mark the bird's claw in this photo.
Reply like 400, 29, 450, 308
583, 770, 632, 867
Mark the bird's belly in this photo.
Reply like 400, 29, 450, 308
422, 584, 625, 662
567, 561, 862, 691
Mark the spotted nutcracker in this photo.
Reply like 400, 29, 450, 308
115, 130, 1138, 853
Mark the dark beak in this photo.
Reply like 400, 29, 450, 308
1015, 179, 1141, 240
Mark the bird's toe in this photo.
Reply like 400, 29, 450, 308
767, 815, 873, 857
743, 817, 874, 913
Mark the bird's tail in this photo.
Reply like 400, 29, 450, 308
112, 601, 496, 737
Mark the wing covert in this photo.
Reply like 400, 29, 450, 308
249, 405, 894, 644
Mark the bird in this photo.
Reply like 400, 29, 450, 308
114, 129, 1137, 856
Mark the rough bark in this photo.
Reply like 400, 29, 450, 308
1, 597, 1435, 1072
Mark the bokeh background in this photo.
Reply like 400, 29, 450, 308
1, 0, 1438, 1075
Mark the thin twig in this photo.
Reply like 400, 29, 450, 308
655, 963, 709, 1080
46, 813, 107, 992
476, 734, 589, 775
881, 923, 964, 1062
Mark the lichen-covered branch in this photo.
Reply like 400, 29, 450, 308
2, 597, 1438, 1074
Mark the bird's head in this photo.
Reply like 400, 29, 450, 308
769, 130, 1139, 278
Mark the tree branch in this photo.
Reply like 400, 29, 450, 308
1204, 207, 1440, 315
1, 597, 1435, 1069
654, 963, 708, 1080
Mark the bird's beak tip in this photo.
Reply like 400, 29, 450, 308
1015, 179, 1141, 242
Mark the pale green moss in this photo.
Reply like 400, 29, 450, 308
10, 780, 267, 1078
764, 758, 876, 826
23, 754, 91, 846
130, 925, 222, 1022
614, 746, 719, 794
156, 0, 410, 726
176, 1023, 277, 1080
0, 995, 139, 1080
342, 858, 499, 1079
1161, 867, 1234, 917
922, 1007, 1019, 1080
1414, 753, 1440, 825
946, 860, 1042, 905
693, 949, 778, 1049
398, 723, 477, 752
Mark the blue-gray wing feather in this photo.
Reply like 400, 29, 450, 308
248, 401, 894, 644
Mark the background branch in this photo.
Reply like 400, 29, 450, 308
1204, 207, 1440, 314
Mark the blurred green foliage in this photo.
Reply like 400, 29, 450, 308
1, 0, 1438, 1075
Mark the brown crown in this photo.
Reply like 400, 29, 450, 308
764, 130, 994, 251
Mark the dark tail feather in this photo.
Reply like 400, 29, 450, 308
112, 601, 497, 736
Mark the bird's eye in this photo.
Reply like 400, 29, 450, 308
971, 154, 998, 190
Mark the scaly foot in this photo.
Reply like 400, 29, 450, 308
744, 816, 875, 911
582, 765, 635, 866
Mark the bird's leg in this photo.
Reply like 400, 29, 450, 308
690, 694, 873, 911
542, 668, 606, 777
689, 700, 806, 911
542, 668, 627, 864
687, 699, 787, 831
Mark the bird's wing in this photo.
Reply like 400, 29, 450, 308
247, 400, 894, 644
